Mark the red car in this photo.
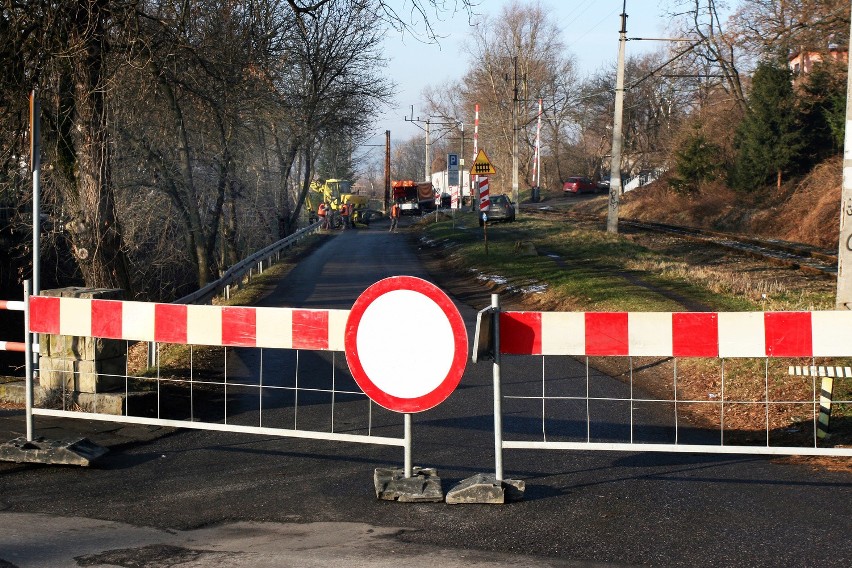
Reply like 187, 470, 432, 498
562, 176, 596, 194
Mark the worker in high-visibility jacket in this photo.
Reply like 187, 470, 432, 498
339, 202, 350, 229
389, 202, 401, 232
317, 202, 329, 229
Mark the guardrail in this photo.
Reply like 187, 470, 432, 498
175, 221, 322, 305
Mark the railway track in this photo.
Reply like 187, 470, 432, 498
526, 205, 838, 276
620, 219, 838, 276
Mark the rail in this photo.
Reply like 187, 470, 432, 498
0, 300, 37, 353
528, 207, 838, 276
620, 219, 837, 274
175, 221, 322, 305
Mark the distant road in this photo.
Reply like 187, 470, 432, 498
1, 217, 850, 567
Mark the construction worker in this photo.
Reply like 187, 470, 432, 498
317, 202, 329, 229
339, 202, 350, 229
389, 202, 400, 232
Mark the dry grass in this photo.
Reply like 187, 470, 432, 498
622, 257, 833, 310
617, 158, 842, 250
761, 158, 842, 248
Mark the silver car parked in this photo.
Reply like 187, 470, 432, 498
480, 194, 516, 226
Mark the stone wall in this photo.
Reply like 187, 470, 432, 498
38, 287, 126, 394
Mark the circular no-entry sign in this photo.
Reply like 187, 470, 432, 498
344, 276, 468, 413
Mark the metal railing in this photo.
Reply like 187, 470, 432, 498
21, 290, 405, 453
0, 300, 31, 353
475, 294, 852, 481
176, 221, 321, 305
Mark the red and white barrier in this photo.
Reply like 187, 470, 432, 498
499, 310, 852, 358
479, 177, 490, 211
27, 294, 852, 359
28, 296, 348, 350
0, 300, 25, 311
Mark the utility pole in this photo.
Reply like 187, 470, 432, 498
459, 121, 465, 207
473, 104, 479, 212
425, 118, 431, 182
384, 130, 391, 212
606, 2, 628, 234
405, 107, 434, 184
836, 14, 852, 308
29, 91, 40, 296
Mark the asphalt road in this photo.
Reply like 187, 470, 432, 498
1, 215, 850, 567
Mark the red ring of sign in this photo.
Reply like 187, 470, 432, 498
344, 276, 468, 413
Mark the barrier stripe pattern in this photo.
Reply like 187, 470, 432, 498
499, 310, 852, 357
28, 296, 348, 350
817, 377, 834, 439
479, 177, 490, 211
0, 300, 25, 311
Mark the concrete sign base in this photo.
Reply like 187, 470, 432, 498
446, 473, 525, 504
0, 436, 108, 466
373, 467, 443, 502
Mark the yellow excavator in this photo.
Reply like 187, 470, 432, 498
305, 179, 370, 227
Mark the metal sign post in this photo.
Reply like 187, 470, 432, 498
29, 91, 40, 296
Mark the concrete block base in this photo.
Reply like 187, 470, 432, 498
0, 436, 108, 466
0, 379, 158, 416
446, 473, 525, 504
374, 467, 444, 502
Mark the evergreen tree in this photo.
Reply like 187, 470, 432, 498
797, 61, 848, 163
731, 61, 804, 191
669, 123, 724, 194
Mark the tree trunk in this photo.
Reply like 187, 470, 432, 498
64, 1, 133, 293
273, 127, 300, 238
224, 180, 241, 268
156, 74, 211, 288
288, 145, 314, 234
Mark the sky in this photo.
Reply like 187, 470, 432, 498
363, 0, 672, 150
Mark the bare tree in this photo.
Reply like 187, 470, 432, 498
731, 0, 850, 59
0, 0, 470, 299
441, 2, 576, 193
392, 135, 427, 181
665, 0, 748, 113
275, 0, 392, 234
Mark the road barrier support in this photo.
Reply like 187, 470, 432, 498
491, 293, 503, 481
475, 307, 852, 460
23, 280, 33, 441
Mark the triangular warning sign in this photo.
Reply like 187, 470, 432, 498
470, 149, 496, 175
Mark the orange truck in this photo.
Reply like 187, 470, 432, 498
391, 180, 437, 215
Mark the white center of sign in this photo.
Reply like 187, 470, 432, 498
355, 289, 455, 399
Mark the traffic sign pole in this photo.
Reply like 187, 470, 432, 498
404, 413, 412, 478
345, 276, 468, 483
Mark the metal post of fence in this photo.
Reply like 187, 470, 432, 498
23, 279, 33, 441
147, 342, 156, 368
404, 413, 412, 478
492, 293, 503, 481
